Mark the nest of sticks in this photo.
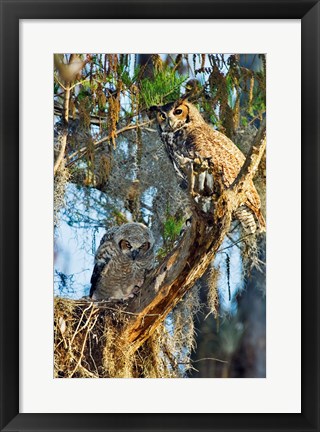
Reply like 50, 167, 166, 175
54, 297, 185, 378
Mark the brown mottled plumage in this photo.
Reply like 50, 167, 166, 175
150, 100, 265, 233
90, 223, 155, 301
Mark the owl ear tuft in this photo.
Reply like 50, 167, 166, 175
174, 95, 189, 108
147, 105, 160, 119
180, 93, 189, 102
149, 105, 159, 111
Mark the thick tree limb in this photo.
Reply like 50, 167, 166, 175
121, 122, 266, 355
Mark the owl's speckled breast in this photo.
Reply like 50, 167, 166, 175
160, 129, 216, 215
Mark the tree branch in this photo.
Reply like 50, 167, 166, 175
121, 121, 267, 355
54, 102, 108, 126
66, 120, 154, 167
54, 84, 70, 175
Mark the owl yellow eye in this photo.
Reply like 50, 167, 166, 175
174, 109, 183, 115
160, 112, 166, 120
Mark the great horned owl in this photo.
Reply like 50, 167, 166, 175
89, 223, 155, 301
150, 100, 265, 234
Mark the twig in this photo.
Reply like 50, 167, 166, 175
68, 349, 99, 379
71, 299, 161, 317
226, 233, 243, 251
231, 118, 266, 190
54, 77, 67, 91
217, 233, 254, 253
69, 78, 90, 91
66, 120, 153, 167
54, 82, 70, 175
97, 305, 161, 317
178, 357, 228, 365
69, 302, 94, 346
69, 308, 96, 378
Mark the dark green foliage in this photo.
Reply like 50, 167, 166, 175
157, 211, 185, 258
139, 66, 188, 107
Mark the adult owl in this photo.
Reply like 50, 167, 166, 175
150, 100, 265, 234
89, 223, 155, 301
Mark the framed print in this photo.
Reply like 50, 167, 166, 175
1, 0, 319, 431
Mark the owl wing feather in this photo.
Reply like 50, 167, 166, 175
187, 125, 265, 230
89, 261, 109, 297
89, 227, 118, 298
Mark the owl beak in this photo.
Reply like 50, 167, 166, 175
131, 250, 139, 260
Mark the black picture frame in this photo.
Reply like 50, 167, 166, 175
0, 1, 319, 431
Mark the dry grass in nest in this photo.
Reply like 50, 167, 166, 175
54, 296, 197, 378
54, 297, 130, 378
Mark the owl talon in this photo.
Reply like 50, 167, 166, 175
121, 287, 141, 301
185, 217, 192, 226
107, 297, 123, 303
132, 285, 141, 295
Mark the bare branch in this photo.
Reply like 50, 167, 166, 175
66, 120, 154, 167
54, 102, 107, 126
179, 357, 228, 365
54, 84, 70, 175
